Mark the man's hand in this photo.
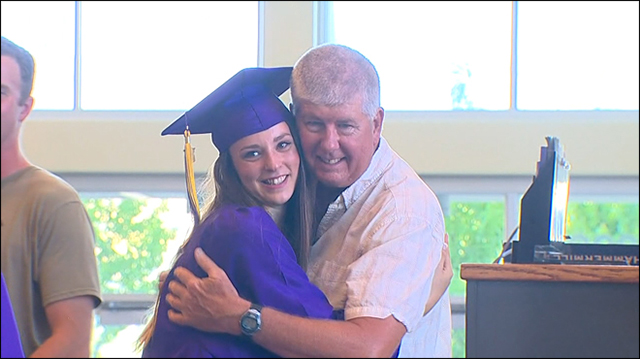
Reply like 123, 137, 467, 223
436, 233, 453, 287
424, 233, 453, 315
165, 247, 250, 335
158, 270, 169, 290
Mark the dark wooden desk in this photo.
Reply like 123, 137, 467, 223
461, 264, 639, 358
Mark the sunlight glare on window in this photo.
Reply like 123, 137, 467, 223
80, 1, 259, 110
517, 1, 640, 110
1, 1, 76, 110
330, 1, 512, 111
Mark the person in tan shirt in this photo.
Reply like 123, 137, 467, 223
1, 36, 101, 358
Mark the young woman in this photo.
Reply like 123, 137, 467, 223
138, 67, 336, 358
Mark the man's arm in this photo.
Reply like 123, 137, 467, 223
29, 296, 95, 358
166, 248, 405, 358
256, 309, 405, 358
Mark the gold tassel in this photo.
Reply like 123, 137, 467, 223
183, 127, 200, 225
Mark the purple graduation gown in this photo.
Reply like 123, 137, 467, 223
2, 272, 25, 358
142, 204, 335, 358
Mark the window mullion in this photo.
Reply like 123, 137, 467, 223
74, 1, 82, 111
511, 1, 518, 111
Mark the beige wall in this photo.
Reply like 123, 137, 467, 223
19, 1, 640, 177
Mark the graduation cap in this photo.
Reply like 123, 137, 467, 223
162, 66, 294, 224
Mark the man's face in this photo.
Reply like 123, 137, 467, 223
294, 97, 383, 188
1, 55, 32, 150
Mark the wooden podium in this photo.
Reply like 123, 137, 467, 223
461, 263, 639, 358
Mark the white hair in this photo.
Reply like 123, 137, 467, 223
291, 43, 380, 119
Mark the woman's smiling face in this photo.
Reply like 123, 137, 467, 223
229, 121, 300, 211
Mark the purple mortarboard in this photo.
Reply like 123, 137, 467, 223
161, 67, 293, 225
162, 66, 294, 152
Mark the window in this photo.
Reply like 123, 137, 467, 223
566, 197, 639, 244
82, 193, 191, 358
445, 197, 505, 295
82, 195, 191, 295
326, 1, 640, 111
1, 1, 76, 110
92, 323, 145, 358
1, 1, 260, 111
327, 1, 512, 111
517, 1, 639, 110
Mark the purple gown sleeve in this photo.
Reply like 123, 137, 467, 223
142, 205, 334, 358
2, 272, 25, 358
199, 206, 334, 319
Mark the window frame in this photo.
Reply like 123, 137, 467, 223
71, 172, 638, 332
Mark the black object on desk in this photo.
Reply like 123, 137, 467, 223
511, 136, 639, 266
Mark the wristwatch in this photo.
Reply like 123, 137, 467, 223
240, 303, 263, 337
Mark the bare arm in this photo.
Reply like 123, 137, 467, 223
166, 248, 405, 358
29, 296, 95, 358
255, 309, 405, 358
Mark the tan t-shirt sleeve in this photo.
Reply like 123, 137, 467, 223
36, 197, 102, 308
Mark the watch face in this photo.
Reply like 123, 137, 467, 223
241, 308, 261, 336
241, 316, 258, 331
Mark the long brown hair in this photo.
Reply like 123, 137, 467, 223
136, 117, 314, 352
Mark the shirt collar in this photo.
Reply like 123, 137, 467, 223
339, 136, 392, 210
